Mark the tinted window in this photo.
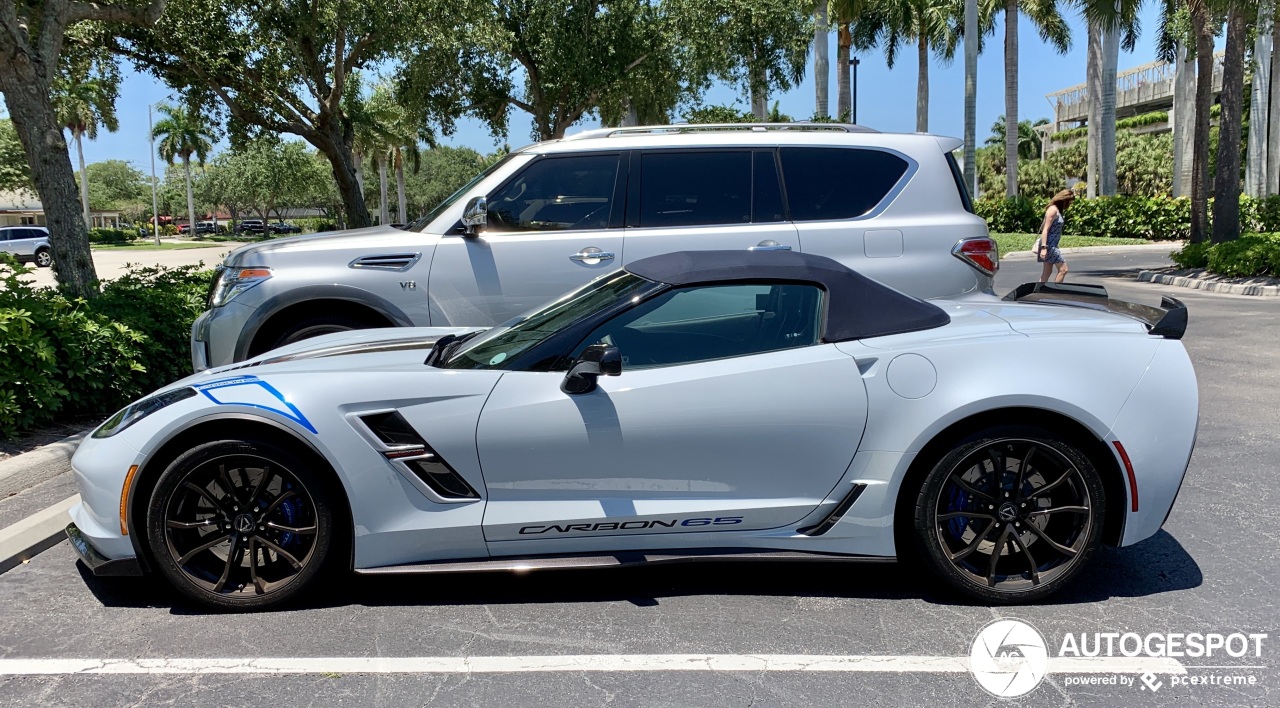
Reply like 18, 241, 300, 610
780, 148, 910, 221
753, 151, 785, 223
487, 154, 619, 232
575, 283, 823, 369
638, 152, 751, 228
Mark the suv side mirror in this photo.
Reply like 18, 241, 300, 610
561, 344, 622, 394
462, 196, 487, 236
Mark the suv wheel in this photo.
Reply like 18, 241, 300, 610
34, 248, 52, 268
268, 313, 375, 351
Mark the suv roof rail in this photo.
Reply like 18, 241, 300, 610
562, 122, 881, 140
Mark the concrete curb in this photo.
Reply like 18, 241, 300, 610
1138, 270, 1280, 296
0, 495, 77, 574
0, 430, 89, 498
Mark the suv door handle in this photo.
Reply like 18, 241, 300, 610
570, 250, 615, 262
749, 241, 792, 251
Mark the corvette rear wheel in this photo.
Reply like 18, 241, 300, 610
146, 440, 333, 610
913, 426, 1105, 603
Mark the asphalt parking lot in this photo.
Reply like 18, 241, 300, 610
0, 245, 1276, 707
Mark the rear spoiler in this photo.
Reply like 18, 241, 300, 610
1002, 282, 1188, 340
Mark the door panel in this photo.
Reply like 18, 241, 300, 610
427, 153, 625, 326
476, 345, 867, 551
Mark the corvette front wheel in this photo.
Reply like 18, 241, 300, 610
913, 426, 1106, 604
146, 440, 334, 611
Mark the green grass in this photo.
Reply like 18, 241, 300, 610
990, 233, 1151, 257
91, 241, 233, 251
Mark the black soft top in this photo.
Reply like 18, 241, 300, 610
625, 250, 951, 342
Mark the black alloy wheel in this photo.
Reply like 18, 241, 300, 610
268, 314, 374, 351
914, 426, 1105, 603
147, 440, 334, 610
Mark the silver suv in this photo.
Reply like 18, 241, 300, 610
191, 124, 997, 371
0, 225, 52, 268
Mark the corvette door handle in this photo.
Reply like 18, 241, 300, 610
570, 250, 615, 262
749, 242, 792, 251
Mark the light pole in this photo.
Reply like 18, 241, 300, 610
851, 56, 861, 124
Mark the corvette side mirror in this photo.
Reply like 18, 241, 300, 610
462, 196, 487, 236
561, 344, 622, 394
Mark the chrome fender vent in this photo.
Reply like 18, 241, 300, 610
349, 253, 421, 271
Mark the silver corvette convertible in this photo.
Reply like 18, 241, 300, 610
67, 251, 1197, 610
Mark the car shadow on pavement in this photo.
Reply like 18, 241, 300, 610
75, 531, 1200, 614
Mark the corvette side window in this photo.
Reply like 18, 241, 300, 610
486, 154, 620, 232
574, 283, 823, 369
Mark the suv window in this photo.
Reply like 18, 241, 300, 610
487, 154, 620, 232
637, 151, 751, 228
780, 147, 910, 221
575, 283, 823, 369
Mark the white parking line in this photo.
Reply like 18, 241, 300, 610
0, 655, 1187, 675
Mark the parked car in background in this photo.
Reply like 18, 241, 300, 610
0, 225, 53, 267
236, 220, 265, 234
191, 123, 998, 371
270, 222, 302, 234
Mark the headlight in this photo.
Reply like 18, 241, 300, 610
93, 388, 197, 438
210, 266, 273, 307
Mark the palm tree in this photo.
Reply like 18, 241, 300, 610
1246, 2, 1272, 197
151, 104, 215, 240
830, 0, 881, 121
1212, 2, 1249, 242
1269, 9, 1280, 195
815, 0, 831, 117
1081, 0, 1140, 197
1001, 0, 1070, 196
53, 73, 118, 228
1157, 0, 1196, 198
871, 0, 958, 133
986, 115, 1048, 159
1187, 0, 1216, 243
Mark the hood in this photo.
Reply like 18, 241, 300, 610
224, 225, 418, 264
175, 326, 485, 385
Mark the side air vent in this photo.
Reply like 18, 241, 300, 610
797, 484, 867, 536
406, 456, 479, 499
360, 411, 424, 446
358, 411, 479, 501
349, 253, 421, 271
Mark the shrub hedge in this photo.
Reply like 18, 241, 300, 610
975, 194, 1280, 241
1170, 234, 1280, 277
87, 228, 135, 245
0, 256, 212, 438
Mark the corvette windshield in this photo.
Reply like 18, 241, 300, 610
437, 271, 654, 370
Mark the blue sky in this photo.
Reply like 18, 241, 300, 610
69, 5, 1170, 171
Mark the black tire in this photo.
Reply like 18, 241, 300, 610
266, 314, 374, 351
146, 439, 335, 611
912, 425, 1105, 604
34, 248, 52, 268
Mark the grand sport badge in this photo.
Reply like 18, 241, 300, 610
970, 619, 1050, 698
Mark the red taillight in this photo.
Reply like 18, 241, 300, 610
952, 237, 999, 276
1113, 441, 1139, 512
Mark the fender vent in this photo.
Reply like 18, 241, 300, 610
358, 411, 478, 500
349, 253, 421, 271
797, 484, 866, 536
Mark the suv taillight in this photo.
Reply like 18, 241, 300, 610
952, 237, 999, 276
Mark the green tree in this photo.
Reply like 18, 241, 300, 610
54, 62, 120, 228
399, 0, 670, 140
985, 115, 1048, 160
112, 0, 449, 230
1187, 0, 1218, 242
401, 146, 504, 219
1000, 0, 1070, 196
672, 0, 813, 120
684, 104, 756, 123
869, 0, 970, 133
0, 0, 166, 297
151, 104, 215, 238
0, 119, 31, 193
83, 160, 146, 215
829, 0, 880, 121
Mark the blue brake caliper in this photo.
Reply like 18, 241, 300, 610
279, 482, 300, 547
